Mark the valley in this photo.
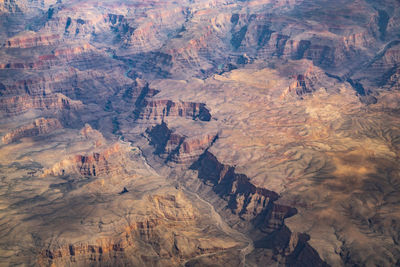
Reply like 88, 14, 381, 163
0, 0, 400, 266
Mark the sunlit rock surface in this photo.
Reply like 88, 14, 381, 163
1, 0, 400, 266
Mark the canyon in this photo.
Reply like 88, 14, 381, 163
0, 0, 400, 266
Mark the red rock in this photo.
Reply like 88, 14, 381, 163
2, 118, 62, 144
4, 33, 60, 48
0, 93, 82, 116
135, 100, 211, 121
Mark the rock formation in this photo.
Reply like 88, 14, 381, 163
146, 121, 217, 164
44, 143, 122, 177
135, 100, 211, 121
2, 117, 62, 144
1, 0, 400, 266
37, 192, 239, 267
0, 93, 82, 116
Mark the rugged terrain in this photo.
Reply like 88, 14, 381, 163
0, 0, 400, 266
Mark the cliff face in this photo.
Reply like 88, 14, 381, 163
355, 42, 400, 89
44, 143, 122, 177
189, 151, 327, 266
135, 100, 211, 121
146, 121, 216, 164
0, 0, 56, 14
191, 151, 281, 221
0, 93, 82, 116
1, 0, 400, 266
2, 117, 62, 144
3, 33, 60, 48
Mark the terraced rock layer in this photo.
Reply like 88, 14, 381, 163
1, 0, 400, 266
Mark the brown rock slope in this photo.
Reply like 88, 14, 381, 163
2, 117, 62, 144
0, 125, 244, 266
1, 0, 400, 266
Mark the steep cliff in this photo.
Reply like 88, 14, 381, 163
2, 117, 62, 144
1, 0, 400, 266
135, 100, 211, 121
0, 93, 82, 116
189, 151, 327, 266
146, 121, 217, 164
44, 143, 124, 177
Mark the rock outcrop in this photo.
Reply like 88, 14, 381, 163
190, 151, 327, 266
1, 0, 400, 266
191, 151, 286, 225
146, 121, 217, 164
0, 93, 82, 116
79, 124, 106, 147
2, 117, 62, 144
285, 74, 313, 97
280, 62, 335, 99
44, 143, 123, 177
3, 33, 60, 48
135, 100, 211, 121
